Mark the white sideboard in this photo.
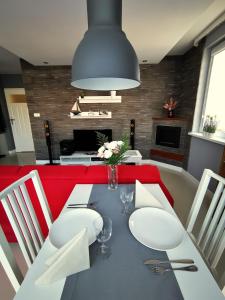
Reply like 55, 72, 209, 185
60, 150, 142, 165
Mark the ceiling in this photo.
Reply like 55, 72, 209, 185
0, 0, 225, 73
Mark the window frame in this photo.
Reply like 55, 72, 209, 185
192, 21, 225, 140
200, 39, 225, 134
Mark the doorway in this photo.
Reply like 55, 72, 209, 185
4, 88, 34, 152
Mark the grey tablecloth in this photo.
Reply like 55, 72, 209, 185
61, 184, 183, 300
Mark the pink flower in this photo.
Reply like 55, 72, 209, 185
163, 97, 177, 111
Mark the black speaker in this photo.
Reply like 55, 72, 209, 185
44, 120, 51, 145
130, 119, 135, 150
44, 120, 54, 164
0, 103, 5, 133
60, 140, 75, 155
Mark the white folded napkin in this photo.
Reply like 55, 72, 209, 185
35, 228, 90, 286
135, 180, 163, 209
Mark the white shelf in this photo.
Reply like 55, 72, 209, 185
78, 95, 121, 103
69, 111, 112, 119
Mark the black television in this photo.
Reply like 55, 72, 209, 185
73, 129, 112, 151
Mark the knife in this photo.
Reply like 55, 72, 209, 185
144, 259, 194, 265
67, 202, 96, 207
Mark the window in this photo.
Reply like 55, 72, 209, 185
202, 41, 225, 135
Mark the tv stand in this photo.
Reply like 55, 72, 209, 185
59, 152, 101, 165
59, 150, 142, 165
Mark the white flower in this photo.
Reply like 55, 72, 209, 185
112, 148, 119, 154
97, 152, 104, 158
104, 149, 113, 159
117, 141, 124, 146
107, 141, 118, 150
98, 146, 105, 153
104, 142, 110, 149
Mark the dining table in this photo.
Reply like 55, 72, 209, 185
14, 183, 224, 300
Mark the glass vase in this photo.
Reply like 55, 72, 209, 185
107, 165, 118, 190
168, 110, 173, 118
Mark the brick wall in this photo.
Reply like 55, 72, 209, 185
21, 44, 203, 161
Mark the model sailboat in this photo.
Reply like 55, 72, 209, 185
71, 99, 81, 115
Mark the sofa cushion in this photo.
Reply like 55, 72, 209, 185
117, 165, 161, 183
17, 165, 88, 179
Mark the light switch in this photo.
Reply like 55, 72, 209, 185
34, 113, 40, 117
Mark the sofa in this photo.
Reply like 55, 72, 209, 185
0, 165, 174, 242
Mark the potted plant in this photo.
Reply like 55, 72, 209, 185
163, 97, 178, 117
203, 115, 217, 136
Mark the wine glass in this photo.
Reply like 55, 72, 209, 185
120, 186, 134, 214
94, 216, 112, 254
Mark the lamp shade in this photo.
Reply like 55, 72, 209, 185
71, 0, 140, 91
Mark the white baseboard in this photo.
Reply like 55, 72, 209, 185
181, 169, 200, 186
8, 149, 16, 154
142, 159, 201, 187
141, 159, 183, 172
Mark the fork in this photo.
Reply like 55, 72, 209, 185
151, 265, 198, 274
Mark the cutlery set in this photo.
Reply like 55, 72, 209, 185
144, 258, 198, 275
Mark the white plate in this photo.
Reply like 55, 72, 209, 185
49, 208, 103, 248
129, 207, 184, 250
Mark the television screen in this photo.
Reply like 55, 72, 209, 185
73, 129, 112, 151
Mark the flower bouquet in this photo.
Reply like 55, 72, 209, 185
163, 97, 178, 117
96, 132, 129, 189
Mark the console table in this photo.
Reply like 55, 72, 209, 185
60, 150, 142, 165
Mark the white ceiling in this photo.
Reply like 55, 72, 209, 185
0, 0, 225, 72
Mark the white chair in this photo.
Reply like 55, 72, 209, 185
186, 169, 225, 288
0, 225, 23, 292
0, 170, 53, 290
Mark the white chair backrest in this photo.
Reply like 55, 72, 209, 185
0, 225, 23, 292
186, 169, 225, 280
0, 170, 52, 269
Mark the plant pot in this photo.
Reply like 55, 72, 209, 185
107, 165, 118, 190
203, 132, 215, 138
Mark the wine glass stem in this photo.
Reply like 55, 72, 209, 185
124, 203, 129, 214
100, 243, 107, 253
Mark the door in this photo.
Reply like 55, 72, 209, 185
8, 103, 34, 152
4, 88, 34, 152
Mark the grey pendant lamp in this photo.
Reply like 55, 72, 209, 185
71, 0, 140, 91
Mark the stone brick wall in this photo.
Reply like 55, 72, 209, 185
21, 44, 203, 161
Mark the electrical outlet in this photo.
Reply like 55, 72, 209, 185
34, 113, 40, 117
